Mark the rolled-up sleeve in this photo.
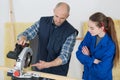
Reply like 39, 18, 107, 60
58, 32, 77, 65
17, 21, 39, 41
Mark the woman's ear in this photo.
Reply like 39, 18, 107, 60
101, 26, 106, 32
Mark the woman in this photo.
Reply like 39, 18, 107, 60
76, 12, 119, 80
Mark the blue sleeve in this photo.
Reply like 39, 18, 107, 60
76, 31, 95, 67
89, 44, 115, 78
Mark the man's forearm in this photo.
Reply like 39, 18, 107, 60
48, 57, 63, 68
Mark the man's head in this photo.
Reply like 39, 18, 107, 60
53, 2, 70, 26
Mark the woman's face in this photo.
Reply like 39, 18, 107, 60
88, 20, 103, 36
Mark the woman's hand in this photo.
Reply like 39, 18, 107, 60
82, 46, 90, 56
94, 59, 101, 64
82, 46, 101, 64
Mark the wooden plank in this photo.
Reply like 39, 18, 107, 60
76, 37, 83, 40
0, 66, 78, 80
9, 0, 16, 49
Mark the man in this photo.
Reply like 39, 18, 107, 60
17, 2, 78, 79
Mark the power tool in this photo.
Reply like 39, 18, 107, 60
7, 43, 40, 80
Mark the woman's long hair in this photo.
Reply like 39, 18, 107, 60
89, 12, 119, 66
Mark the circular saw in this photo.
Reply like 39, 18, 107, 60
7, 43, 39, 79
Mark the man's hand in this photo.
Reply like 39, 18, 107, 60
17, 36, 27, 46
31, 60, 50, 70
31, 58, 63, 70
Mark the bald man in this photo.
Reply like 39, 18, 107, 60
17, 2, 78, 79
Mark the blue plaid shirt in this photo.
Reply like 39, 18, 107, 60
18, 21, 77, 65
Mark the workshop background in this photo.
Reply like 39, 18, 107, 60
0, 0, 120, 80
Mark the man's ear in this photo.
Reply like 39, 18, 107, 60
66, 13, 69, 18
